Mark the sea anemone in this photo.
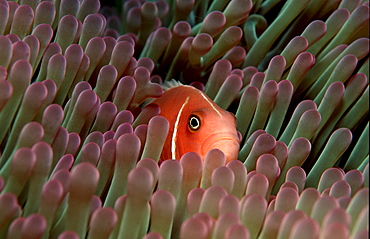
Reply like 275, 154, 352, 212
0, 0, 368, 238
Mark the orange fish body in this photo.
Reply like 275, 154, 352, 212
151, 85, 240, 163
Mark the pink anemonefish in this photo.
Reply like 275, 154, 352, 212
151, 83, 240, 164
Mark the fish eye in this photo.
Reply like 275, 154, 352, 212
188, 115, 201, 131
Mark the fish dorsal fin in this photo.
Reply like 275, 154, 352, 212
161, 79, 183, 91
141, 80, 183, 108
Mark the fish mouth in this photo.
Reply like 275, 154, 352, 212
201, 132, 240, 163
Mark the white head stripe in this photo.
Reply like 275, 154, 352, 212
199, 92, 223, 118
171, 97, 189, 159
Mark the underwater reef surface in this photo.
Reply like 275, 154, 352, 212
0, 0, 368, 238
